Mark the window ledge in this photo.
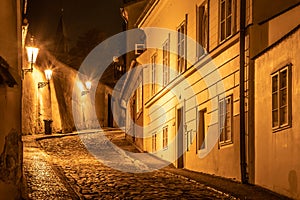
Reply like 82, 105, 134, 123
272, 124, 292, 133
219, 141, 233, 148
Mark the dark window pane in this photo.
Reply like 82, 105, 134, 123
280, 107, 287, 125
272, 110, 279, 127
226, 128, 231, 140
221, 22, 226, 40
227, 0, 232, 15
280, 70, 287, 88
221, 1, 226, 20
272, 75, 278, 92
280, 89, 287, 106
272, 92, 278, 109
226, 16, 232, 37
198, 110, 206, 150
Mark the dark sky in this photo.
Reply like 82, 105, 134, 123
27, 0, 124, 48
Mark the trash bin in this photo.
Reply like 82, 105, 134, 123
43, 119, 53, 135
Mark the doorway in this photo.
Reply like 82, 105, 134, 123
177, 107, 184, 168
108, 94, 114, 127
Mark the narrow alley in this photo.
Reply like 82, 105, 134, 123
22, 130, 290, 200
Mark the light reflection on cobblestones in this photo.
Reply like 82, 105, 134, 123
23, 131, 233, 199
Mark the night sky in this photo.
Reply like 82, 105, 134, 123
27, 0, 124, 48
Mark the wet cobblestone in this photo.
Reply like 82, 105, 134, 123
23, 131, 234, 199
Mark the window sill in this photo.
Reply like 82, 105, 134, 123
272, 124, 292, 133
219, 141, 233, 148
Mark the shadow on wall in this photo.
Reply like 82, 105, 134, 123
52, 75, 76, 133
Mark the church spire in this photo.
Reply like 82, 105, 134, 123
54, 7, 69, 58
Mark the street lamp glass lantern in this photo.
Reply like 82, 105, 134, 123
44, 69, 52, 81
26, 46, 39, 64
22, 37, 40, 79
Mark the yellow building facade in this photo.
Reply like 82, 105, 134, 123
124, 0, 300, 198
254, 23, 300, 200
135, 0, 248, 180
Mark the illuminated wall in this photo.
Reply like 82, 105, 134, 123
22, 52, 114, 134
255, 26, 300, 200
0, 0, 23, 198
135, 0, 245, 180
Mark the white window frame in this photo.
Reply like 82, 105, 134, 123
163, 37, 170, 86
197, 108, 207, 152
219, 0, 234, 42
136, 82, 142, 114
163, 126, 168, 149
151, 54, 157, 96
177, 20, 187, 73
271, 65, 292, 131
196, 1, 208, 59
152, 133, 157, 152
219, 95, 233, 146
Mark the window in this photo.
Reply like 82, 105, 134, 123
219, 95, 233, 145
197, 108, 207, 151
272, 66, 291, 129
196, 2, 208, 58
136, 82, 142, 113
219, 0, 234, 42
177, 21, 186, 73
151, 54, 157, 95
163, 37, 170, 86
152, 133, 157, 152
163, 126, 168, 149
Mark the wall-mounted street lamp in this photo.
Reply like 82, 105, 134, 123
38, 69, 52, 88
22, 36, 39, 78
81, 81, 92, 96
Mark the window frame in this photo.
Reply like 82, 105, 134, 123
219, 0, 235, 42
163, 126, 168, 149
197, 108, 207, 152
177, 20, 187, 73
271, 64, 292, 131
218, 95, 233, 146
196, 1, 209, 59
151, 53, 157, 96
152, 133, 157, 152
136, 81, 142, 114
162, 37, 170, 86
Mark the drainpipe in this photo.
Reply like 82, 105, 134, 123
239, 0, 248, 184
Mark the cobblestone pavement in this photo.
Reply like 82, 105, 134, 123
23, 137, 76, 199
23, 130, 234, 199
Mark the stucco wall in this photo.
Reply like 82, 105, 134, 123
0, 0, 23, 199
135, 0, 244, 180
255, 28, 300, 199
22, 53, 114, 134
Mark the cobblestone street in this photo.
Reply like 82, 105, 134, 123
23, 130, 290, 200
23, 130, 234, 199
